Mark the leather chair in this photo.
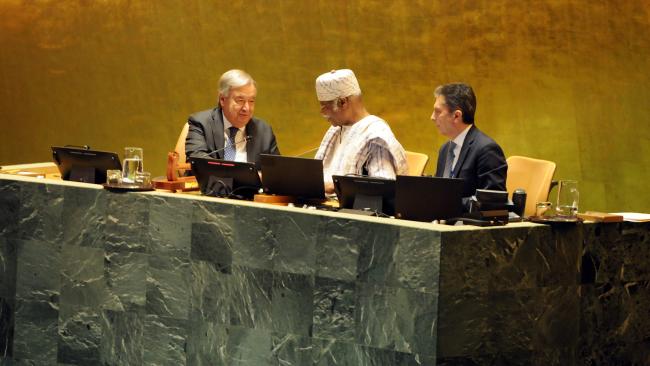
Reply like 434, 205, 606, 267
506, 155, 556, 217
404, 150, 429, 176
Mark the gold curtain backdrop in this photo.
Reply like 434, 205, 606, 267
1, 0, 648, 212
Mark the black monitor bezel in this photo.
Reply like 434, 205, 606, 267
260, 154, 325, 200
394, 175, 465, 222
51, 146, 122, 184
190, 157, 261, 199
333, 175, 396, 216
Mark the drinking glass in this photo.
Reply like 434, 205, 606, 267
122, 147, 144, 184
556, 180, 579, 217
135, 171, 151, 187
106, 169, 122, 185
535, 201, 553, 217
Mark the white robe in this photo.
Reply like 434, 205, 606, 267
315, 115, 408, 183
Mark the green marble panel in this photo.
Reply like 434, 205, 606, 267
12, 298, 59, 364
0, 181, 20, 239
142, 314, 187, 365
99, 309, 144, 365
186, 320, 229, 366
313, 277, 356, 342
104, 193, 151, 253
148, 195, 193, 257
16, 182, 64, 244
59, 245, 118, 311
189, 260, 230, 325
61, 187, 108, 248
57, 306, 102, 364
104, 251, 148, 310
145, 254, 190, 319
315, 218, 364, 282
15, 240, 61, 303
355, 283, 437, 357
270, 271, 313, 337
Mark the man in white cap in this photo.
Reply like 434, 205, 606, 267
315, 69, 408, 193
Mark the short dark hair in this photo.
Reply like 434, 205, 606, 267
434, 83, 476, 124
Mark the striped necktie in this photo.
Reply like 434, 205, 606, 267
443, 141, 456, 178
223, 127, 239, 161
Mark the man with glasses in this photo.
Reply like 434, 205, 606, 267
314, 69, 408, 193
185, 69, 279, 167
431, 82, 507, 204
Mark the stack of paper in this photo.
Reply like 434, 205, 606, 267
610, 212, 650, 222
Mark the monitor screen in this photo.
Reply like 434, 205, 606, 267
333, 175, 396, 216
51, 146, 121, 184
260, 154, 325, 200
394, 175, 464, 222
190, 157, 261, 199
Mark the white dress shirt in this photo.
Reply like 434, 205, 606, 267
451, 124, 472, 171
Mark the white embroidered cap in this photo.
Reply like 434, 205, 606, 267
315, 69, 362, 101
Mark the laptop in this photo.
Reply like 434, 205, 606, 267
260, 154, 325, 199
190, 157, 261, 199
395, 175, 465, 222
333, 175, 396, 216
51, 146, 121, 184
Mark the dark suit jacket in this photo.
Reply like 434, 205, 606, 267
185, 107, 280, 168
435, 125, 507, 199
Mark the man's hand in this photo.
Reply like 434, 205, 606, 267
324, 181, 335, 194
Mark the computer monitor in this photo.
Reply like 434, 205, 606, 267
333, 175, 396, 216
190, 157, 261, 199
394, 175, 465, 222
51, 146, 122, 184
260, 154, 325, 200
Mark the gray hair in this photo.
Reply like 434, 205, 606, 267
218, 69, 256, 97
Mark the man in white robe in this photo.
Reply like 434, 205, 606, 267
314, 69, 408, 193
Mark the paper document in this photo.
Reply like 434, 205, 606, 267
610, 212, 650, 222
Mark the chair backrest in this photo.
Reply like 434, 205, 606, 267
404, 150, 429, 176
174, 123, 190, 174
506, 155, 556, 217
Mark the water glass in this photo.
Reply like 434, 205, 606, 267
535, 201, 553, 217
122, 147, 144, 184
135, 171, 151, 187
106, 169, 122, 185
556, 180, 579, 217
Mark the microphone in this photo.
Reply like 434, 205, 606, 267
477, 163, 508, 178
293, 146, 320, 158
207, 135, 252, 158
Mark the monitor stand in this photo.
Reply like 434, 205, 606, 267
204, 176, 234, 197
352, 194, 383, 214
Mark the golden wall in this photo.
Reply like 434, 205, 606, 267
1, 0, 649, 212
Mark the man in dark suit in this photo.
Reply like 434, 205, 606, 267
431, 83, 507, 206
185, 69, 280, 168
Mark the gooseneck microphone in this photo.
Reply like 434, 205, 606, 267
477, 163, 508, 178
207, 135, 253, 158
293, 146, 320, 158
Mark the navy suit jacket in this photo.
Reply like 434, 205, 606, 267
435, 125, 507, 198
185, 107, 280, 168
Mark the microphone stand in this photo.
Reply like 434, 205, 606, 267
206, 135, 253, 159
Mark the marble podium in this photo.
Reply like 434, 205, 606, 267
1, 174, 649, 365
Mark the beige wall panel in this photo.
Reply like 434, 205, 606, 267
1, 0, 648, 211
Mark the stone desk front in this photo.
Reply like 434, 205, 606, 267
1, 174, 648, 365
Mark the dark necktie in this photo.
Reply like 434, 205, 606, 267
443, 141, 456, 178
223, 127, 239, 161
